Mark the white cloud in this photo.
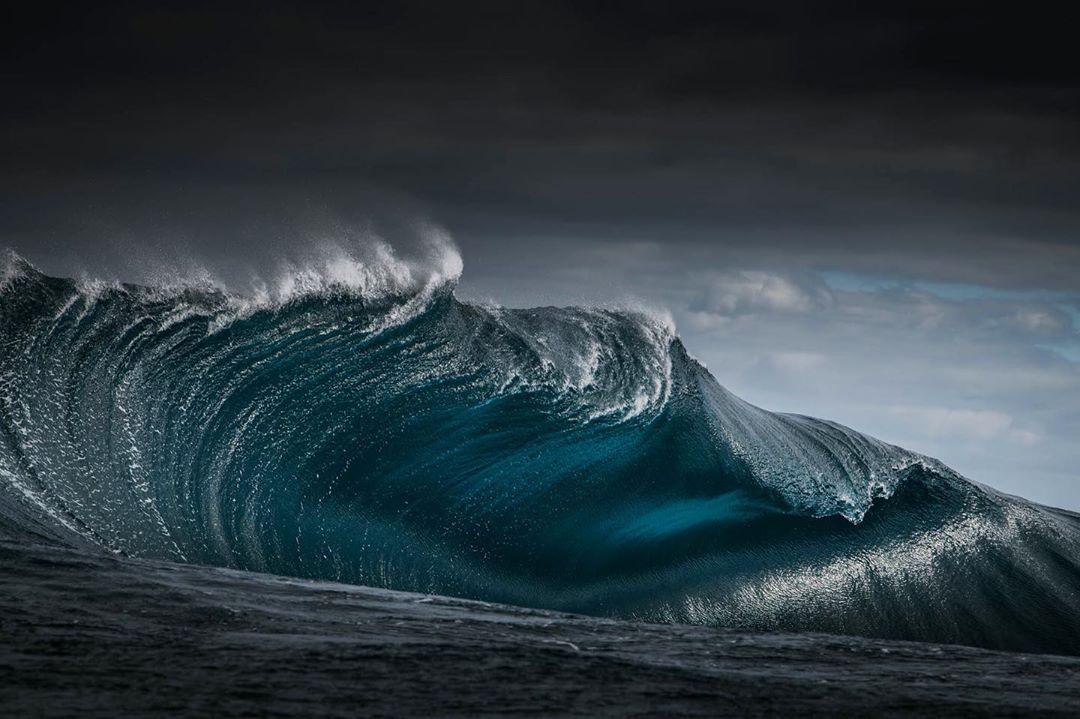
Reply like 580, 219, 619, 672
690, 271, 832, 321
1006, 308, 1069, 335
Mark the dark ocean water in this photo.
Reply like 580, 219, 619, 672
2, 250, 1080, 715
3, 538, 1080, 717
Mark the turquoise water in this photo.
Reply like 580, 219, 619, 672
3, 256, 1080, 654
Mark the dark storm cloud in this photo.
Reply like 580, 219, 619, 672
3, 1, 1079, 287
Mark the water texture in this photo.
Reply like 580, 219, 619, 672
2, 250, 1079, 655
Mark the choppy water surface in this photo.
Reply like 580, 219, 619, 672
3, 539, 1080, 717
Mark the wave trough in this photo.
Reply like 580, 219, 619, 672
2, 250, 1079, 655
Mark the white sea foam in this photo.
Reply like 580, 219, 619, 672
0, 249, 34, 290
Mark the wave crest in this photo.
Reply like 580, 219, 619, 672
2, 254, 1080, 655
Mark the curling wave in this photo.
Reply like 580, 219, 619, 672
2, 250, 1079, 655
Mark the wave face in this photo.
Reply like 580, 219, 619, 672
3, 254, 1080, 655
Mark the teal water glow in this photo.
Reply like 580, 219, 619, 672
2, 255, 1080, 655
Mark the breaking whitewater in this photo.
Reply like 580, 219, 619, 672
3, 243, 1080, 716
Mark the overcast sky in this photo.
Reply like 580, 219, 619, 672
3, 2, 1079, 508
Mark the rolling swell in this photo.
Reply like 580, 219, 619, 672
2, 253, 1080, 655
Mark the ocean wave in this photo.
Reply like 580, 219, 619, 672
2, 251, 1079, 654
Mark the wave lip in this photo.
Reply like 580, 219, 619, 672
2, 256, 1080, 655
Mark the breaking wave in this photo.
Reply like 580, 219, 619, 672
2, 246, 1079, 655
